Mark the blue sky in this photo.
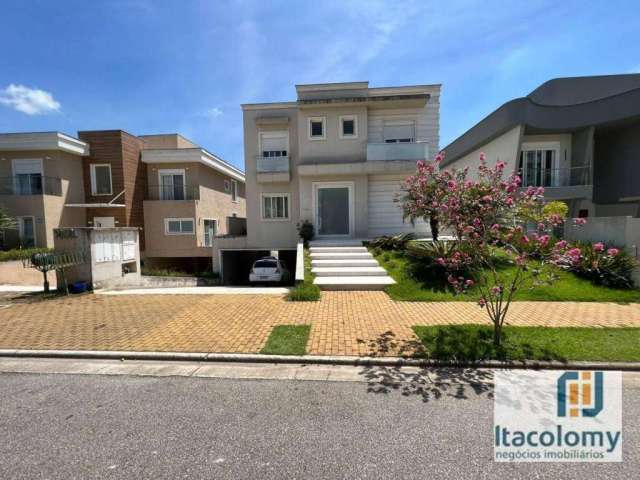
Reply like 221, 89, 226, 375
1, 0, 639, 170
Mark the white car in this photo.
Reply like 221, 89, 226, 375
249, 257, 291, 284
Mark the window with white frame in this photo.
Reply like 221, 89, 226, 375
260, 131, 288, 157
262, 194, 290, 220
203, 219, 217, 247
339, 115, 357, 138
231, 179, 238, 202
518, 145, 559, 188
90, 164, 113, 195
308, 117, 326, 140
383, 122, 415, 143
164, 218, 195, 235
158, 169, 185, 200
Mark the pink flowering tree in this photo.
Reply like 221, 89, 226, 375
399, 152, 459, 241
403, 151, 588, 346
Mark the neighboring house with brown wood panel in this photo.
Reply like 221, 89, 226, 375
0, 132, 89, 248
0, 130, 245, 273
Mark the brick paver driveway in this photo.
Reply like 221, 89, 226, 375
0, 291, 639, 356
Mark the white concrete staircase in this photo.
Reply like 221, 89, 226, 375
309, 241, 395, 291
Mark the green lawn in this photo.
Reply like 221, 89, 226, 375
286, 249, 320, 301
413, 325, 640, 362
261, 325, 311, 355
375, 249, 640, 303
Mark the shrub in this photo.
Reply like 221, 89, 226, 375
297, 220, 315, 245
0, 247, 52, 263
286, 248, 320, 301
556, 242, 637, 288
405, 240, 477, 285
369, 233, 416, 251
286, 282, 320, 301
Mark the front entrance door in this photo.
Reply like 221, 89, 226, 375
94, 217, 115, 228
315, 184, 352, 236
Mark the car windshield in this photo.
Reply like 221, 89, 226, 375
254, 260, 278, 269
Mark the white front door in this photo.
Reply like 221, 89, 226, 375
313, 182, 354, 237
94, 217, 115, 228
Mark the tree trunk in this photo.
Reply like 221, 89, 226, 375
429, 215, 439, 242
493, 322, 502, 346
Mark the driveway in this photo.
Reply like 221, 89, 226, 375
0, 291, 638, 355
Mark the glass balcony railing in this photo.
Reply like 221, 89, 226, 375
146, 184, 200, 201
256, 155, 290, 173
0, 175, 62, 196
517, 165, 591, 188
366, 142, 429, 161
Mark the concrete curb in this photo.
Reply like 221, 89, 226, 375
0, 349, 638, 371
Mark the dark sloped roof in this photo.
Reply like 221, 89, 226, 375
442, 74, 640, 166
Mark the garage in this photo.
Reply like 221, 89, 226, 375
367, 174, 429, 237
220, 249, 297, 286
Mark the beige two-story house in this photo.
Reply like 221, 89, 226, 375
242, 81, 439, 249
0, 132, 89, 248
141, 134, 246, 271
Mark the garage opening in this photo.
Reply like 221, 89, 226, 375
220, 249, 297, 286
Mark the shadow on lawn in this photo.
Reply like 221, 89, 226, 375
358, 327, 566, 364
355, 326, 567, 403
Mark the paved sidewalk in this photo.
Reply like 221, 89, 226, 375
0, 291, 638, 356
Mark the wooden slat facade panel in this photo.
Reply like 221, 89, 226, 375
78, 130, 146, 249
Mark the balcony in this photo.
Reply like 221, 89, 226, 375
0, 175, 62, 196
145, 184, 200, 201
366, 142, 429, 162
256, 155, 290, 183
518, 165, 592, 200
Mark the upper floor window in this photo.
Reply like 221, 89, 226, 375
308, 117, 326, 140
339, 115, 358, 139
12, 159, 43, 195
383, 122, 415, 143
90, 164, 113, 196
260, 131, 288, 157
231, 179, 238, 202
518, 145, 558, 188
158, 169, 185, 200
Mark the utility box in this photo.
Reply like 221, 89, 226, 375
53, 227, 141, 289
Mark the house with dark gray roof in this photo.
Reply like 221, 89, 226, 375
443, 73, 640, 219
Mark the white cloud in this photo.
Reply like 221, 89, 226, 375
0, 84, 61, 115
205, 107, 223, 118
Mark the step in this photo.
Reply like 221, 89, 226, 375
309, 246, 368, 254
311, 259, 379, 268
313, 276, 396, 291
309, 239, 366, 247
312, 266, 387, 277
309, 252, 373, 259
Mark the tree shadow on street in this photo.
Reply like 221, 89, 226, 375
358, 365, 494, 403
356, 330, 494, 403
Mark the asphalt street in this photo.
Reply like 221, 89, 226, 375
0, 366, 638, 479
